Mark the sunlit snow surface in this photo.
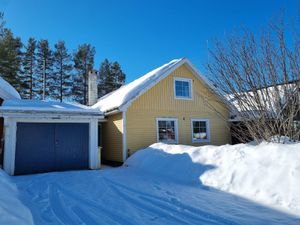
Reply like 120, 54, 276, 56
2, 142, 300, 225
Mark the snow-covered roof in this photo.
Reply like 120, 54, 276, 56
0, 76, 21, 100
93, 58, 227, 113
0, 99, 102, 116
227, 82, 299, 120
227, 83, 299, 112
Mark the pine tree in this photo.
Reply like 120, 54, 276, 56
0, 13, 23, 91
0, 12, 5, 37
111, 61, 125, 88
53, 41, 72, 102
36, 39, 53, 100
20, 37, 36, 99
73, 44, 95, 104
98, 59, 126, 97
98, 58, 111, 97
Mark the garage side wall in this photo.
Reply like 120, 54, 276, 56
102, 113, 123, 162
126, 64, 231, 155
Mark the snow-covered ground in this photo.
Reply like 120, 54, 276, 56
0, 170, 33, 225
1, 142, 300, 224
126, 142, 300, 215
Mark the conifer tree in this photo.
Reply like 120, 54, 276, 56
36, 39, 53, 100
98, 58, 111, 97
111, 61, 125, 88
73, 44, 95, 104
0, 13, 23, 91
53, 41, 72, 102
20, 37, 36, 99
98, 59, 126, 97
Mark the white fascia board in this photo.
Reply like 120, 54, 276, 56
103, 108, 122, 116
119, 58, 233, 112
119, 60, 187, 112
0, 111, 104, 120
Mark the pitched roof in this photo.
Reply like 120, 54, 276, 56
93, 58, 227, 114
227, 82, 299, 121
0, 76, 21, 100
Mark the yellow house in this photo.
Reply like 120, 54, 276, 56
93, 58, 232, 163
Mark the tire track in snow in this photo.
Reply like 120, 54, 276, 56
106, 181, 189, 224
49, 184, 81, 225
104, 177, 238, 225
51, 183, 136, 225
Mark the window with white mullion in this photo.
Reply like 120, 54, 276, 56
174, 77, 192, 100
191, 119, 210, 142
156, 118, 178, 144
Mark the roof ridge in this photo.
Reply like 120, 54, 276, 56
92, 58, 184, 112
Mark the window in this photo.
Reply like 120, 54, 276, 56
174, 77, 192, 99
156, 118, 178, 143
191, 119, 210, 142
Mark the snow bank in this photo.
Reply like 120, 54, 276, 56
125, 142, 300, 215
0, 170, 33, 225
0, 76, 21, 100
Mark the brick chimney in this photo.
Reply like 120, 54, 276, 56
88, 70, 98, 106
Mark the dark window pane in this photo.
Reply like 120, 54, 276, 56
200, 121, 206, 127
193, 127, 200, 134
200, 127, 206, 133
158, 121, 166, 128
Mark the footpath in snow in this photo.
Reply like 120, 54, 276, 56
0, 142, 299, 225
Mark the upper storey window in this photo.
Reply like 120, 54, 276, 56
174, 77, 192, 100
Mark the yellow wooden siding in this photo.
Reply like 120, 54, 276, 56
126, 64, 231, 155
101, 113, 123, 162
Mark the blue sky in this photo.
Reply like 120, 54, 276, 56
1, 0, 299, 82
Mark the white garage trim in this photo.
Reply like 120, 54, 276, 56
3, 116, 101, 175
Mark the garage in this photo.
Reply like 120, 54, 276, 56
15, 122, 89, 175
0, 99, 104, 175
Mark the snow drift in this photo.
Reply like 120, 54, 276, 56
0, 170, 33, 225
125, 142, 300, 215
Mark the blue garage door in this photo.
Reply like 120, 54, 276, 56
15, 123, 89, 175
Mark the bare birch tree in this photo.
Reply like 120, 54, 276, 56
207, 13, 300, 143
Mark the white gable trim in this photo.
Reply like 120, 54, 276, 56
119, 59, 185, 112
119, 58, 231, 113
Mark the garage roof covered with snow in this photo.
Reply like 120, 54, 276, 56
1, 99, 103, 117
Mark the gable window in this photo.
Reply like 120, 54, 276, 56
156, 118, 178, 144
191, 119, 210, 142
174, 77, 192, 100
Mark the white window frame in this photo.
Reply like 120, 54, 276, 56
173, 77, 193, 100
191, 118, 210, 143
156, 118, 179, 144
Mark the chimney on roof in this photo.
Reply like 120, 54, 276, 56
88, 70, 98, 106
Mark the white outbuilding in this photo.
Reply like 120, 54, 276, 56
0, 76, 104, 175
